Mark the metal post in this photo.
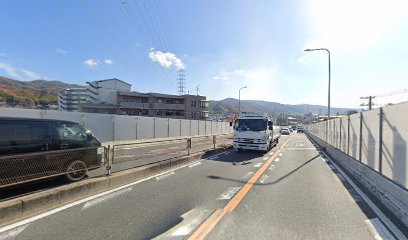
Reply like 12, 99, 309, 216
347, 115, 350, 155
339, 118, 342, 150
378, 107, 384, 173
107, 145, 113, 176
359, 112, 363, 162
153, 117, 156, 139
369, 96, 373, 110
136, 117, 139, 140
179, 119, 182, 136
187, 138, 191, 155
167, 118, 170, 137
213, 135, 216, 149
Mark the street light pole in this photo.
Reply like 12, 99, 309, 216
304, 48, 331, 140
238, 86, 247, 116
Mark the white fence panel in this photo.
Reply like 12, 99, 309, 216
382, 103, 408, 188
85, 113, 114, 142
137, 117, 155, 139
155, 118, 169, 138
361, 109, 380, 171
180, 119, 190, 136
191, 120, 199, 136
169, 119, 181, 137
114, 115, 137, 141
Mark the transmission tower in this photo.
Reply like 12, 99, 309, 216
195, 85, 200, 96
177, 69, 186, 95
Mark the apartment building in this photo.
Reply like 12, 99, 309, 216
81, 91, 210, 120
58, 88, 89, 112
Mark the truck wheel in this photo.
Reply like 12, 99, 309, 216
65, 160, 87, 181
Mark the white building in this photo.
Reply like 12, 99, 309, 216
58, 88, 89, 112
86, 78, 131, 104
59, 78, 132, 112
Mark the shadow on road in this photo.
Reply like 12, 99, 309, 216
207, 154, 320, 186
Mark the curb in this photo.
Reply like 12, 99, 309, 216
0, 147, 230, 228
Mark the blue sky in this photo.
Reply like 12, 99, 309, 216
1, 0, 408, 108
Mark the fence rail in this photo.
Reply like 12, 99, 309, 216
306, 101, 408, 189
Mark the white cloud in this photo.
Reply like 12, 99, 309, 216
56, 49, 68, 55
213, 76, 229, 81
149, 49, 185, 70
0, 63, 41, 80
83, 59, 99, 68
104, 59, 114, 65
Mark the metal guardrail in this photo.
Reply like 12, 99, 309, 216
106, 134, 233, 175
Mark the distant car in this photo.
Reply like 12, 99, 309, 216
297, 126, 304, 133
281, 128, 290, 135
289, 128, 293, 132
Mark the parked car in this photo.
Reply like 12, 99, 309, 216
0, 117, 104, 188
281, 128, 290, 135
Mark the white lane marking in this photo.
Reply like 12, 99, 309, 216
217, 187, 241, 200
242, 172, 254, 180
0, 224, 29, 240
320, 153, 407, 240
82, 187, 132, 210
0, 161, 203, 235
153, 208, 212, 239
268, 152, 273, 156
262, 157, 268, 161
156, 171, 175, 181
275, 158, 280, 163
189, 162, 202, 168
278, 153, 283, 157
254, 163, 263, 168
268, 165, 275, 171
364, 218, 396, 240
259, 174, 269, 184
322, 158, 327, 162
286, 148, 316, 150
205, 150, 233, 160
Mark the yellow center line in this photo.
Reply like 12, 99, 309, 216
188, 137, 292, 240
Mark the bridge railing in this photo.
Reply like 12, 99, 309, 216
306, 101, 408, 190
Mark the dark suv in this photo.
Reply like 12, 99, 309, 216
0, 118, 103, 188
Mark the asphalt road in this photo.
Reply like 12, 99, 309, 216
0, 133, 405, 240
0, 134, 232, 202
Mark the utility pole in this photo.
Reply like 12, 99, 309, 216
195, 85, 200, 96
177, 69, 186, 95
360, 96, 375, 110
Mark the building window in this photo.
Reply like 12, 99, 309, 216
191, 101, 197, 107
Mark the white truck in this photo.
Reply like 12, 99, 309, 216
232, 113, 281, 152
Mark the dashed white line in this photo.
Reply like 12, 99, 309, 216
254, 163, 263, 168
217, 187, 241, 200
82, 187, 132, 210
268, 165, 275, 171
259, 174, 269, 184
189, 162, 202, 168
275, 158, 280, 163
322, 158, 327, 162
262, 157, 268, 161
242, 172, 254, 180
156, 171, 175, 181
278, 153, 283, 157
364, 218, 396, 240
0, 224, 29, 240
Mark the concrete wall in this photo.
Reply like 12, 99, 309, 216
0, 107, 232, 142
306, 101, 408, 189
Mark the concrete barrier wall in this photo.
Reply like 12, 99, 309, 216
306, 101, 408, 189
0, 107, 232, 142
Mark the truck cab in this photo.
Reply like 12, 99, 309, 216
233, 113, 281, 152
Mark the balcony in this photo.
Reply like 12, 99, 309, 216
119, 102, 150, 109
200, 101, 210, 108
152, 103, 185, 110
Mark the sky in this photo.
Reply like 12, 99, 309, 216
1, 0, 408, 109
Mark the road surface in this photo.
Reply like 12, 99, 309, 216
0, 134, 405, 240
